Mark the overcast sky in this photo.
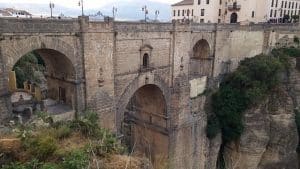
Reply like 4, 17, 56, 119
0, 0, 180, 9
0, 0, 181, 20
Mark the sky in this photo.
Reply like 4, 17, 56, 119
0, 0, 181, 20
0, 0, 179, 9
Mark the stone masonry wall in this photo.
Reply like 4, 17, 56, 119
1, 17, 300, 169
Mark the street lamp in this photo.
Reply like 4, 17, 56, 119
155, 10, 160, 21
142, 5, 148, 22
49, 1, 55, 18
112, 6, 117, 20
78, 0, 84, 16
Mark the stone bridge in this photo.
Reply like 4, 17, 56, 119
0, 16, 299, 169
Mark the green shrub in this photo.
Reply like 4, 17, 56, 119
1, 162, 26, 169
40, 163, 61, 169
207, 53, 288, 143
54, 125, 72, 139
295, 109, 300, 153
23, 134, 58, 161
70, 111, 101, 138
1, 160, 61, 169
275, 47, 300, 58
87, 130, 124, 157
61, 150, 89, 169
206, 115, 221, 139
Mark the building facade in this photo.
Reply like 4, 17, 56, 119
171, 0, 300, 23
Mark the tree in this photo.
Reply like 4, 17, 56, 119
283, 15, 290, 23
292, 15, 299, 23
13, 52, 45, 88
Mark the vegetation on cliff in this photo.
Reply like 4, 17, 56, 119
0, 112, 148, 169
206, 47, 300, 143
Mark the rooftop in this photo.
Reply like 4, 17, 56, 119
171, 0, 194, 6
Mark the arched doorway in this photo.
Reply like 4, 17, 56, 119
8, 48, 77, 121
122, 84, 169, 168
190, 39, 212, 77
230, 12, 238, 23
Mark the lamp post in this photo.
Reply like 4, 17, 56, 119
155, 10, 159, 21
112, 6, 117, 20
78, 0, 84, 16
49, 1, 54, 18
142, 5, 148, 22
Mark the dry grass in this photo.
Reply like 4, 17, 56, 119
0, 138, 21, 153
94, 155, 150, 169
57, 132, 88, 153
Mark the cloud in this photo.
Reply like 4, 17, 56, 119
0, 0, 176, 20
0, 0, 180, 9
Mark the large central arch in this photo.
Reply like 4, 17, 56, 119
116, 75, 170, 168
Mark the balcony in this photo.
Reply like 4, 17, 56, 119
227, 3, 241, 11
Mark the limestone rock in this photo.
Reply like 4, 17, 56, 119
224, 87, 298, 169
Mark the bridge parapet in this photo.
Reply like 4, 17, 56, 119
114, 21, 173, 32
0, 17, 80, 33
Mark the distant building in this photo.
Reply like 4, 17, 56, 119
171, 0, 300, 24
0, 8, 31, 18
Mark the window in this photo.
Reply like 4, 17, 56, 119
280, 9, 283, 17
271, 0, 274, 7
285, 1, 287, 8
143, 53, 149, 68
230, 13, 238, 23
173, 10, 176, 17
281, 1, 284, 8
178, 10, 180, 16
252, 11, 255, 18
206, 0, 209, 4
201, 9, 205, 16
289, 2, 291, 8
198, 0, 201, 5
270, 9, 273, 17
219, 9, 221, 16
182, 10, 185, 16
220, 0, 222, 5
276, 0, 278, 7
187, 9, 190, 16
274, 10, 277, 17
192, 9, 194, 16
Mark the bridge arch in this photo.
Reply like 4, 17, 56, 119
3, 37, 84, 119
190, 39, 213, 77
4, 37, 79, 78
116, 74, 170, 167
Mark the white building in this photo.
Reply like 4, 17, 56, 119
171, 0, 300, 23
0, 8, 32, 18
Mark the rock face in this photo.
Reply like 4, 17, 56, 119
222, 59, 300, 169
223, 87, 298, 169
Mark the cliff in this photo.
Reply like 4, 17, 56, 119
220, 58, 300, 169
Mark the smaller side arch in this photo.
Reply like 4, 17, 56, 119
190, 39, 213, 77
192, 39, 211, 59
